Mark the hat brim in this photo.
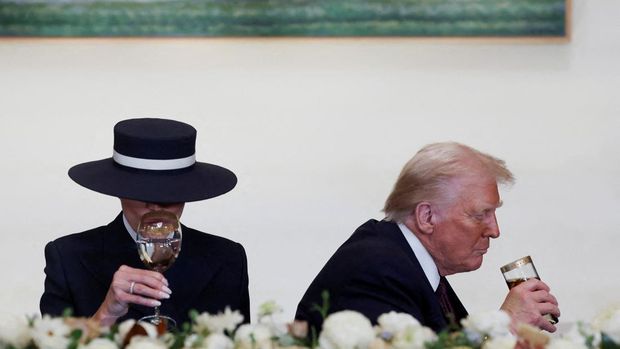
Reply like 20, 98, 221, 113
68, 158, 237, 203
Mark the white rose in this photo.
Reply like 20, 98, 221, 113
391, 325, 436, 349
547, 338, 588, 349
203, 333, 234, 349
481, 336, 517, 349
234, 324, 273, 349
81, 338, 119, 349
461, 311, 512, 344
0, 314, 32, 348
194, 308, 244, 335
32, 315, 71, 349
319, 311, 375, 349
125, 336, 167, 349
376, 312, 421, 336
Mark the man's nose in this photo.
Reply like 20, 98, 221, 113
485, 213, 501, 239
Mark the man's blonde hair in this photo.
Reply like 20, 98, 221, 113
383, 142, 515, 222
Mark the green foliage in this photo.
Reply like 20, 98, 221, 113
311, 290, 330, 321
308, 290, 331, 348
425, 330, 475, 349
67, 329, 83, 349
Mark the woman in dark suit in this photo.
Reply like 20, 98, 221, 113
40, 118, 250, 327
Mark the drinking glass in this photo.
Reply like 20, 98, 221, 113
136, 210, 182, 329
500, 255, 558, 324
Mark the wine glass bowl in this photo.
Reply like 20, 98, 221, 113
136, 210, 182, 329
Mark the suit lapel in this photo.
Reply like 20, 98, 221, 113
163, 226, 224, 317
80, 213, 142, 289
379, 221, 457, 332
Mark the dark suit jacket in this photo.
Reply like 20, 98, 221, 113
40, 213, 250, 325
295, 219, 467, 333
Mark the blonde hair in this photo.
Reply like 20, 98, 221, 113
383, 142, 515, 222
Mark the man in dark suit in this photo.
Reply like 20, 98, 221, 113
296, 142, 560, 334
40, 118, 249, 327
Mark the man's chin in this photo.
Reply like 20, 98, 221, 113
467, 255, 484, 271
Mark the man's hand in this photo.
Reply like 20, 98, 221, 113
91, 265, 172, 326
500, 278, 560, 333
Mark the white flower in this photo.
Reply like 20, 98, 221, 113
461, 311, 512, 344
592, 305, 620, 332
81, 338, 119, 349
204, 333, 234, 349
31, 315, 71, 349
234, 323, 273, 349
547, 338, 588, 349
0, 314, 32, 348
373, 312, 434, 349
563, 322, 600, 348
183, 334, 201, 349
194, 307, 244, 335
258, 317, 288, 338
481, 336, 517, 349
258, 301, 283, 318
257, 303, 287, 338
125, 336, 167, 349
376, 312, 421, 336
184, 333, 234, 349
319, 311, 375, 349
390, 325, 436, 349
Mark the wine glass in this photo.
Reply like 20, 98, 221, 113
136, 210, 182, 329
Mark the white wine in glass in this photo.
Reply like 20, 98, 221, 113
136, 210, 182, 329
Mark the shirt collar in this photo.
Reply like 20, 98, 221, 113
398, 222, 441, 291
122, 214, 138, 242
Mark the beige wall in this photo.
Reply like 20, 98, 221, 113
1, 0, 618, 327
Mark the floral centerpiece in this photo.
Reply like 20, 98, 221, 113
2, 303, 619, 349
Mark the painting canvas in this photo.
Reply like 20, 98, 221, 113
0, 0, 569, 38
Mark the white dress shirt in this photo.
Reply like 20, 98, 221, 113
398, 222, 440, 291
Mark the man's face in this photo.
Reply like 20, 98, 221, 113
428, 175, 502, 276
120, 198, 185, 232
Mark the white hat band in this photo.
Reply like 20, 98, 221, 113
113, 150, 196, 170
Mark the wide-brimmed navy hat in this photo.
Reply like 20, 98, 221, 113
68, 118, 237, 203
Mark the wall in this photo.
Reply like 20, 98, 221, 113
0, 0, 618, 328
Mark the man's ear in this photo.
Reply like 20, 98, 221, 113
407, 202, 434, 235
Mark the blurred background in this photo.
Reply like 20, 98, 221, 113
0, 0, 618, 330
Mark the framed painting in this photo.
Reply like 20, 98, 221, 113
0, 0, 570, 39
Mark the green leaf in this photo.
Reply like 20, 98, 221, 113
62, 308, 74, 318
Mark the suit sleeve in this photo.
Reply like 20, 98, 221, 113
296, 248, 427, 332
40, 241, 74, 316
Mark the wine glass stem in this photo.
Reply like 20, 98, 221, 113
154, 305, 160, 318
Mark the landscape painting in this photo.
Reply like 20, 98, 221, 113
0, 0, 569, 38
